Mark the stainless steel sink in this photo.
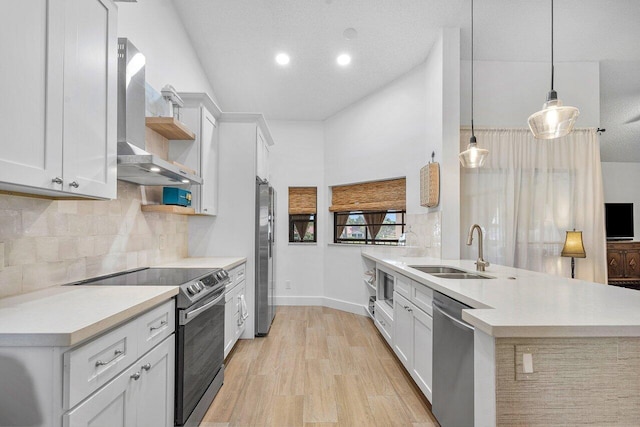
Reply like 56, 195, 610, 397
408, 266, 468, 274
430, 272, 494, 280
408, 265, 494, 280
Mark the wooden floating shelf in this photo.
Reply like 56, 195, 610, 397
145, 117, 196, 140
141, 205, 196, 215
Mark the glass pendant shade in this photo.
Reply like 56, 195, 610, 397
459, 137, 488, 168
528, 91, 580, 139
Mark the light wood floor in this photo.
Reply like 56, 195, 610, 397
200, 306, 439, 427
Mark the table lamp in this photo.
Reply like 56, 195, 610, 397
561, 229, 586, 278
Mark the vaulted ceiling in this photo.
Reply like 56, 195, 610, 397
173, 0, 640, 162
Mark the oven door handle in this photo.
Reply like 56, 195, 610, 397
180, 292, 225, 326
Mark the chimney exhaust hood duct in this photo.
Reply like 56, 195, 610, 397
116, 38, 202, 186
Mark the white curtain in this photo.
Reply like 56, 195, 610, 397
460, 128, 607, 283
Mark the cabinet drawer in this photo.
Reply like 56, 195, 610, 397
412, 284, 433, 316
395, 274, 412, 300
64, 319, 138, 409
136, 299, 175, 357
233, 264, 246, 284
374, 302, 393, 345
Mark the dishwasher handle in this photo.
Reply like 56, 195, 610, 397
433, 301, 474, 332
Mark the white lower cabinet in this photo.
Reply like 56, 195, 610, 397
411, 303, 433, 401
64, 336, 174, 427
393, 293, 413, 367
224, 263, 248, 358
0, 299, 176, 427
392, 290, 433, 402
135, 336, 174, 427
374, 301, 393, 344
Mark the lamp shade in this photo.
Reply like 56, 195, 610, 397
528, 93, 580, 140
458, 143, 488, 168
561, 230, 586, 258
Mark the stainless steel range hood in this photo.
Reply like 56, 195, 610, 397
116, 38, 202, 186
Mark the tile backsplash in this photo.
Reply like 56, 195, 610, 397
0, 181, 188, 298
406, 211, 442, 258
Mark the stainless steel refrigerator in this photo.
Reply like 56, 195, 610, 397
255, 178, 276, 336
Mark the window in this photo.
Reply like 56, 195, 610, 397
288, 187, 317, 243
289, 214, 316, 242
330, 178, 406, 245
334, 210, 405, 245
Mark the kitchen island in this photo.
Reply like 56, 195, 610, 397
363, 250, 640, 426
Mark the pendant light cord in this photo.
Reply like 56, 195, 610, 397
471, 0, 475, 139
551, 0, 554, 91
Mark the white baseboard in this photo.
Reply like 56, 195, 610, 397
275, 295, 367, 317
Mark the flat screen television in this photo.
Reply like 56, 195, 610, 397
605, 203, 634, 240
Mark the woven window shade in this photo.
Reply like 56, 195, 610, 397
329, 178, 406, 212
288, 187, 317, 215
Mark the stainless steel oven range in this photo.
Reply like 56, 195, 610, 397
71, 267, 230, 427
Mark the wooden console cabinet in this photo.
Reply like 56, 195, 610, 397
607, 241, 640, 290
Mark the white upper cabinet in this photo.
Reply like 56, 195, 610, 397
0, 0, 117, 199
199, 108, 219, 215
62, 0, 118, 199
169, 93, 220, 215
0, 0, 64, 191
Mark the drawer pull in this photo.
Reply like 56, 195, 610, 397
150, 320, 167, 331
130, 372, 141, 380
141, 363, 152, 371
95, 349, 123, 367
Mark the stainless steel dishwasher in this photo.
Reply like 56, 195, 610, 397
432, 291, 474, 427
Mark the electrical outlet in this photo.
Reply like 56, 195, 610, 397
285, 280, 291, 289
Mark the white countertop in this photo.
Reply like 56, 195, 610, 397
0, 285, 178, 347
363, 251, 640, 338
0, 257, 246, 348
156, 256, 246, 271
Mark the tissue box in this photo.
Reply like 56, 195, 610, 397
162, 187, 192, 207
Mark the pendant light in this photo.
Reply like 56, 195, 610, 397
528, 0, 579, 139
459, 0, 488, 168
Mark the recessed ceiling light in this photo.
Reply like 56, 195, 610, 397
149, 167, 161, 172
336, 54, 351, 66
275, 53, 290, 66
343, 28, 358, 40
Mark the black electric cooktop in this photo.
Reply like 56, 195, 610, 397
73, 268, 218, 286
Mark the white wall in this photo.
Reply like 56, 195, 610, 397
460, 61, 600, 128
189, 122, 258, 337
117, 0, 216, 97
268, 121, 326, 305
317, 29, 460, 313
602, 162, 640, 240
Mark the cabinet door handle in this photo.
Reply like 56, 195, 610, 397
52, 177, 63, 184
95, 349, 123, 367
150, 320, 167, 331
141, 363, 152, 371
69, 181, 80, 188
130, 372, 141, 380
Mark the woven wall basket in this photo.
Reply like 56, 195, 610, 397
420, 162, 440, 208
